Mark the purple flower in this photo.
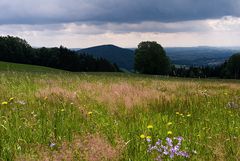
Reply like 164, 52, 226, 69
178, 151, 189, 158
147, 136, 189, 160
156, 139, 162, 145
166, 137, 173, 147
174, 136, 183, 142
146, 138, 151, 143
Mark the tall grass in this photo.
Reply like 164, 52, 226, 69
0, 71, 239, 160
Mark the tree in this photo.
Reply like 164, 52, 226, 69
226, 53, 240, 79
134, 41, 171, 75
0, 36, 119, 72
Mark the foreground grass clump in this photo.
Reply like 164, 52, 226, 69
0, 69, 239, 160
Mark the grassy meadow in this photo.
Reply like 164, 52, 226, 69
0, 62, 239, 160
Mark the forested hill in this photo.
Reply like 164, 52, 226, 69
78, 45, 134, 70
78, 45, 240, 70
0, 36, 119, 72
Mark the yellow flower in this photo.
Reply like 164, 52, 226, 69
176, 112, 180, 115
167, 122, 173, 126
147, 125, 153, 129
224, 92, 228, 96
167, 131, 173, 135
61, 109, 65, 112
140, 134, 145, 139
1, 101, 8, 105
9, 97, 14, 102
187, 114, 191, 117
180, 113, 183, 116
146, 136, 151, 139
88, 111, 93, 115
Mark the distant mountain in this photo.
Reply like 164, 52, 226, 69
78, 45, 240, 70
78, 45, 134, 70
70, 48, 82, 51
165, 47, 240, 66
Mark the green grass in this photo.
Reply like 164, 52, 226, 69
0, 61, 64, 72
0, 62, 239, 160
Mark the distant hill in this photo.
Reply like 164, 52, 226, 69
78, 45, 134, 70
165, 47, 240, 66
78, 45, 240, 70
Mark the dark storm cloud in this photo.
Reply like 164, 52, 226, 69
0, 0, 239, 25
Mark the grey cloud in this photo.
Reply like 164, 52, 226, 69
0, 20, 214, 36
0, 0, 239, 25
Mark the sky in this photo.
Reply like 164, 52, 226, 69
0, 0, 240, 48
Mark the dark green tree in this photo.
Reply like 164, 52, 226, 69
134, 41, 171, 75
226, 53, 240, 79
0, 36, 119, 72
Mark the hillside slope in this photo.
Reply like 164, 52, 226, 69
78, 45, 134, 70
0, 61, 64, 72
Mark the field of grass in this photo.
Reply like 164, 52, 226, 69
0, 61, 63, 72
0, 62, 239, 161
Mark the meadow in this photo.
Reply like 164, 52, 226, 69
0, 62, 239, 161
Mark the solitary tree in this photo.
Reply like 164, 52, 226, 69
134, 41, 171, 75
226, 53, 240, 79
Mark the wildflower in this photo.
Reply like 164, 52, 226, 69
166, 137, 173, 147
70, 102, 74, 105
140, 134, 145, 139
180, 113, 183, 116
146, 136, 151, 139
147, 125, 153, 129
176, 112, 180, 115
187, 113, 191, 117
167, 131, 173, 135
17, 100, 26, 105
146, 136, 151, 142
87, 111, 93, 116
156, 139, 162, 145
49, 142, 56, 148
61, 109, 65, 112
167, 122, 173, 126
1, 101, 8, 105
147, 136, 189, 160
9, 97, 14, 102
224, 92, 228, 96
192, 150, 197, 154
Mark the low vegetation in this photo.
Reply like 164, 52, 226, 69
0, 63, 239, 160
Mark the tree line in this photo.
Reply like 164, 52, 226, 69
0, 36, 239, 79
0, 36, 119, 72
135, 41, 240, 79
